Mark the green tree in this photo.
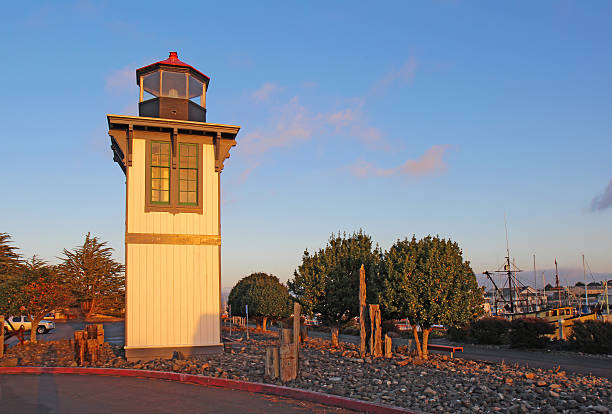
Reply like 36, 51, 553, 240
380, 236, 483, 358
59, 233, 124, 318
9, 257, 73, 342
289, 231, 382, 347
0, 232, 22, 282
228, 273, 291, 331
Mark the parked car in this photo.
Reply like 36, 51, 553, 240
4, 316, 56, 334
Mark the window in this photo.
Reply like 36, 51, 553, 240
179, 143, 198, 205
145, 140, 202, 214
151, 141, 170, 204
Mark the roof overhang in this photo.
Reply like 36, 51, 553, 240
107, 114, 239, 174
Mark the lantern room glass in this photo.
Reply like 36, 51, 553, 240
141, 70, 204, 102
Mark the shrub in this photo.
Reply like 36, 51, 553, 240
568, 320, 612, 354
509, 317, 555, 349
447, 324, 470, 341
381, 320, 399, 335
469, 317, 511, 345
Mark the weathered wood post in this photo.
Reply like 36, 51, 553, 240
369, 304, 382, 357
265, 346, 280, 378
0, 315, 4, 357
280, 343, 297, 382
281, 328, 292, 344
96, 324, 104, 345
87, 338, 99, 364
384, 334, 392, 358
293, 302, 301, 352
359, 264, 367, 357
74, 330, 86, 366
276, 303, 301, 382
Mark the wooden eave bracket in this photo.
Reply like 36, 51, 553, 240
109, 131, 127, 175
171, 128, 178, 169
214, 133, 236, 172
127, 125, 134, 167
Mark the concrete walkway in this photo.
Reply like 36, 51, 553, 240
0, 374, 356, 414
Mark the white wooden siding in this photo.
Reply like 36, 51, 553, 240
125, 138, 221, 348
127, 139, 219, 236
126, 243, 220, 347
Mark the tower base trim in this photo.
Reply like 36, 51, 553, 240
125, 344, 222, 361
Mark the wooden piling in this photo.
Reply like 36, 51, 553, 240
293, 302, 301, 350
369, 304, 382, 357
265, 346, 280, 378
96, 324, 104, 345
359, 264, 367, 357
384, 334, 392, 358
281, 328, 292, 344
280, 344, 297, 382
0, 315, 4, 357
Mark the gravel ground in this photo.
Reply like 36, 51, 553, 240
1, 329, 610, 414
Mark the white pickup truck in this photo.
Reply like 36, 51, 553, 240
4, 316, 56, 334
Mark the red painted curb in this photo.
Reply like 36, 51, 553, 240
0, 367, 421, 414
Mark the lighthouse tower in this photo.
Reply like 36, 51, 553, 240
107, 52, 239, 360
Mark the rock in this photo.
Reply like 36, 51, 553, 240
424, 387, 437, 396
329, 377, 341, 382
537, 380, 547, 387
549, 390, 560, 398
0, 357, 18, 367
591, 406, 609, 414
172, 351, 185, 360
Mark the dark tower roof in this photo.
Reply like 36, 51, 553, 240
136, 52, 210, 85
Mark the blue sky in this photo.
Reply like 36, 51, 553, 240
2, 1, 611, 290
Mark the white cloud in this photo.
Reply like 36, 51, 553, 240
371, 56, 417, 95
349, 145, 450, 178
590, 178, 612, 211
105, 66, 135, 95
252, 83, 283, 102
241, 96, 314, 156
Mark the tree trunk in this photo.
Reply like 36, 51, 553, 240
330, 326, 339, 347
412, 325, 422, 358
30, 315, 42, 343
86, 298, 98, 319
262, 316, 268, 332
422, 328, 431, 359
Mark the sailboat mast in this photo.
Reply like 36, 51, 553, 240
583, 254, 588, 312
505, 217, 514, 313
555, 259, 561, 307
533, 254, 537, 311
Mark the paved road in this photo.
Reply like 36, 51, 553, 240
5, 321, 125, 346
0, 374, 355, 414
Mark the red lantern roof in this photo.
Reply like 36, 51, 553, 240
136, 52, 210, 85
